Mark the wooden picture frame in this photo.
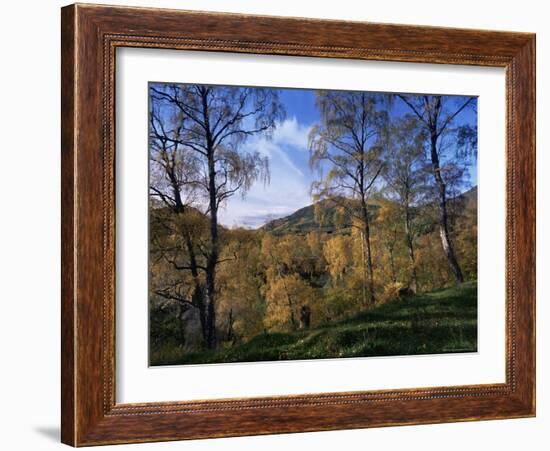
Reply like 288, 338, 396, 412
61, 3, 535, 446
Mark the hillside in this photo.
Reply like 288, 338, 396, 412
261, 198, 377, 235
261, 186, 478, 236
453, 185, 477, 210
458, 185, 478, 203
261, 200, 338, 235
151, 281, 477, 366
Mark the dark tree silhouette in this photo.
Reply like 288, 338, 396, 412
149, 83, 284, 348
149, 103, 208, 345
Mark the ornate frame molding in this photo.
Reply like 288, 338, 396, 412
61, 4, 535, 446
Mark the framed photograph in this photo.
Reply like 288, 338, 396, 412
61, 3, 535, 446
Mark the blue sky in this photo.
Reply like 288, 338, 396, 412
218, 88, 478, 229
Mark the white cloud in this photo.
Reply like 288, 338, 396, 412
255, 140, 304, 178
248, 117, 313, 177
272, 116, 312, 149
217, 117, 315, 229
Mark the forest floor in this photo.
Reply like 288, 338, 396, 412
151, 281, 477, 366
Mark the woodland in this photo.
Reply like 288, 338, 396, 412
148, 83, 478, 365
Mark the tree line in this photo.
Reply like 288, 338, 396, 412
148, 83, 477, 355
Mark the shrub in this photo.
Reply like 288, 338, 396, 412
381, 282, 405, 304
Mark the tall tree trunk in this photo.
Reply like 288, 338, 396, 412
359, 232, 367, 307
429, 133, 464, 284
176, 304, 187, 347
226, 308, 235, 342
204, 89, 219, 349
205, 291, 217, 349
182, 229, 207, 344
170, 166, 208, 345
404, 206, 419, 293
205, 163, 219, 349
195, 291, 207, 344
204, 193, 218, 349
360, 198, 376, 307
387, 240, 397, 284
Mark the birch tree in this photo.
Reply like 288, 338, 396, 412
309, 91, 389, 307
398, 94, 475, 284
384, 115, 429, 292
150, 83, 284, 348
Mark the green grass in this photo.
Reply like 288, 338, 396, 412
150, 281, 477, 366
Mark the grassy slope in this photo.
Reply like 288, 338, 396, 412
151, 281, 477, 366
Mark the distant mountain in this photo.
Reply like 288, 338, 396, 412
261, 186, 477, 236
456, 185, 477, 204
449, 185, 478, 215
261, 200, 335, 235
261, 198, 379, 235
